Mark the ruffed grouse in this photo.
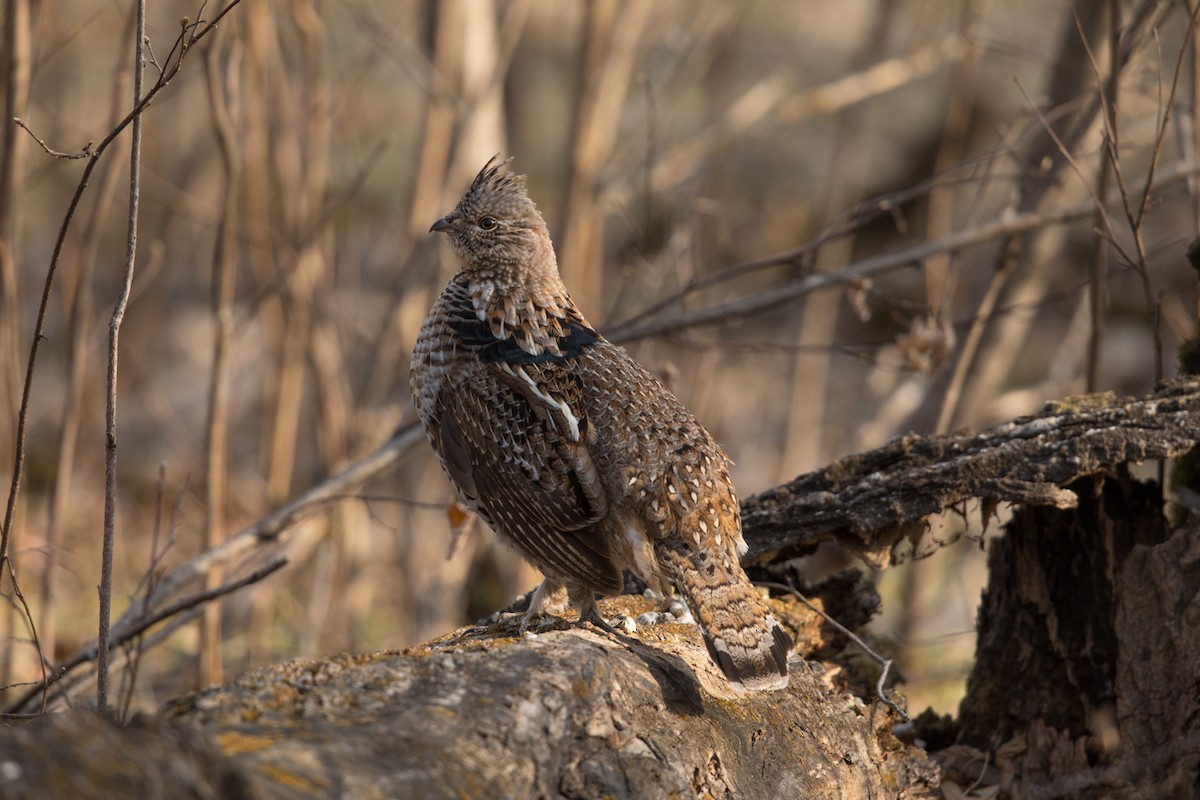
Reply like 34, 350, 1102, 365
411, 157, 791, 691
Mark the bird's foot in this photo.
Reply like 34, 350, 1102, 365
576, 601, 618, 636
514, 609, 562, 636
489, 581, 569, 635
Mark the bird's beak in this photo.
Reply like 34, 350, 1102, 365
430, 217, 454, 234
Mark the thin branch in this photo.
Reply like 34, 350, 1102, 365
98, 0, 148, 711
760, 580, 909, 721
11, 117, 92, 158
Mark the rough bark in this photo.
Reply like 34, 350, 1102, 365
741, 379, 1200, 566
1111, 516, 1200, 798
956, 473, 1160, 749
944, 472, 1200, 798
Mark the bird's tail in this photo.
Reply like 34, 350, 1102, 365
656, 542, 792, 692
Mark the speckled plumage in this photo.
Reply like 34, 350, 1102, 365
411, 157, 791, 691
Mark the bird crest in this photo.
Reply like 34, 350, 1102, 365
468, 154, 524, 199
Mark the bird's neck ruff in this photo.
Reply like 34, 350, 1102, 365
454, 273, 598, 362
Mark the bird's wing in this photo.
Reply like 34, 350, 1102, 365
436, 355, 621, 594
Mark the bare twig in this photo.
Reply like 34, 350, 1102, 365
98, 0, 148, 711
11, 117, 92, 159
760, 580, 909, 722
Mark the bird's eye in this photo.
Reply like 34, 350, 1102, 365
478, 216, 498, 231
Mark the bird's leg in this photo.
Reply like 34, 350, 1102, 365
568, 585, 617, 635
528, 579, 565, 615
514, 580, 567, 634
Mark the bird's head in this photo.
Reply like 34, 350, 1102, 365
430, 156, 554, 274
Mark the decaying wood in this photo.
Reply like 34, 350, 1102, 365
945, 471, 1200, 799
741, 377, 1200, 565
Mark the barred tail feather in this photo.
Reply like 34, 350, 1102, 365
657, 543, 792, 692
702, 617, 792, 692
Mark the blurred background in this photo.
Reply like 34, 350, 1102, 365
0, 0, 1196, 718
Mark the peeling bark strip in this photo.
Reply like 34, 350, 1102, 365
741, 377, 1200, 564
